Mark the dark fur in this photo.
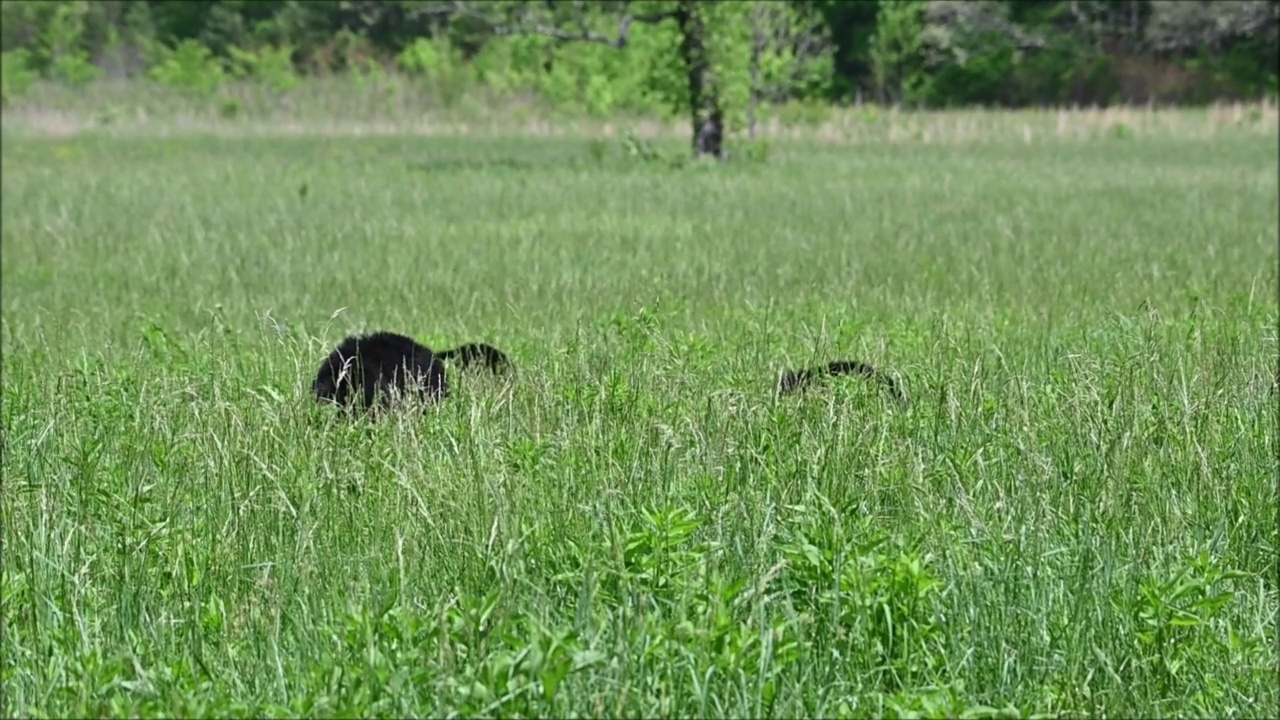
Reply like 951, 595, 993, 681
436, 342, 512, 374
777, 359, 905, 403
313, 332, 449, 411
312, 332, 512, 412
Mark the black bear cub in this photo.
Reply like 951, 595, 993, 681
436, 342, 512, 374
312, 332, 512, 412
313, 331, 448, 411
777, 359, 906, 404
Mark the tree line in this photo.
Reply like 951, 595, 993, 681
3, 1, 1277, 156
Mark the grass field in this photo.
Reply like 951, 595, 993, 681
2, 104, 1278, 717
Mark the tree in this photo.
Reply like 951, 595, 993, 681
747, 1, 835, 138
414, 0, 751, 159
1144, 0, 1278, 54
867, 0, 926, 104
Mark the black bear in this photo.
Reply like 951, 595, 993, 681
777, 359, 906, 404
436, 342, 512, 374
312, 332, 511, 412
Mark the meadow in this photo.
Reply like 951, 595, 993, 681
2, 100, 1277, 717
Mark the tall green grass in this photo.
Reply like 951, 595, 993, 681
2, 116, 1277, 717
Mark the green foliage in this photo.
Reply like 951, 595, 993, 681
11, 0, 102, 86
551, 40, 643, 117
1129, 549, 1260, 698
3, 0, 1278, 114
751, 1, 836, 103
1, 49, 39, 104
698, 1, 754, 133
776, 504, 946, 688
456, 3, 694, 121
925, 47, 1017, 107
226, 43, 298, 94
1010, 36, 1117, 106
1180, 38, 1280, 102
869, 0, 928, 104
625, 15, 687, 119
396, 36, 453, 76
530, 38, 647, 117
397, 36, 470, 107
148, 39, 225, 98
42, 4, 99, 86
468, 34, 546, 97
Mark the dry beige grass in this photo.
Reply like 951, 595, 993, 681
3, 78, 1276, 145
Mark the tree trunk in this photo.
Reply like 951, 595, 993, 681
674, 1, 725, 159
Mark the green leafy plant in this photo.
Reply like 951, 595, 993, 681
397, 37, 470, 108
776, 503, 946, 689
227, 44, 299, 94
868, 0, 929, 104
1130, 549, 1254, 696
148, 39, 225, 98
36, 0, 99, 86
1, 49, 39, 105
